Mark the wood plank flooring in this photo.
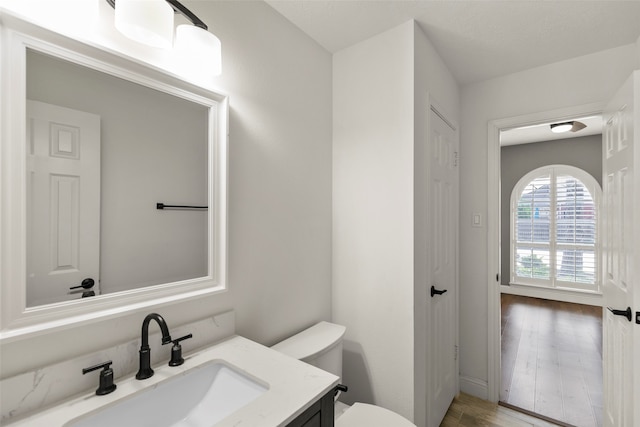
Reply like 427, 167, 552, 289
441, 392, 562, 426
500, 294, 603, 427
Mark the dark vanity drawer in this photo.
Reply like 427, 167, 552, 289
286, 390, 334, 427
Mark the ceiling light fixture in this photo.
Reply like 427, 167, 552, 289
570, 121, 586, 132
107, 0, 222, 76
550, 121, 574, 133
549, 120, 587, 134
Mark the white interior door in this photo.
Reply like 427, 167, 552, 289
26, 100, 101, 306
602, 71, 639, 427
427, 107, 459, 426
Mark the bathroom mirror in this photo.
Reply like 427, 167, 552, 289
0, 16, 228, 338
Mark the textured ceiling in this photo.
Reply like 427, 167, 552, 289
265, 0, 640, 85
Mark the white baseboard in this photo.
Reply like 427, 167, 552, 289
501, 284, 603, 307
459, 376, 488, 401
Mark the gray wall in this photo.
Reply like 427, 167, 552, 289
500, 135, 602, 285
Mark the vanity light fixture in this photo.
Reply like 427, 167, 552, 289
107, 0, 222, 75
111, 0, 174, 48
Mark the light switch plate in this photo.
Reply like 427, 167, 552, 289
472, 213, 482, 227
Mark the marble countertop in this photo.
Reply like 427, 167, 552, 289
4, 335, 339, 427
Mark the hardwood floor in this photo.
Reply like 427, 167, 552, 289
441, 392, 562, 426
500, 294, 603, 427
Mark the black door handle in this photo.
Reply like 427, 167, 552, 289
431, 286, 447, 298
70, 278, 95, 290
607, 306, 632, 322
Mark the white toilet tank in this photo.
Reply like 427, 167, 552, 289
273, 322, 417, 427
271, 321, 346, 380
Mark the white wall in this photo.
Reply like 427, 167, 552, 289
413, 22, 460, 426
459, 43, 637, 398
0, 0, 333, 380
333, 20, 459, 425
200, 0, 333, 346
333, 20, 415, 420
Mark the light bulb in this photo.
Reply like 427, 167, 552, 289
174, 24, 222, 78
115, 0, 174, 48
550, 122, 573, 133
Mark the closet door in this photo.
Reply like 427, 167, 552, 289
427, 106, 459, 427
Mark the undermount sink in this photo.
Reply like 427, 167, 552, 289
65, 361, 268, 427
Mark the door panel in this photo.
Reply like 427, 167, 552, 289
26, 100, 101, 306
428, 108, 458, 426
602, 72, 637, 427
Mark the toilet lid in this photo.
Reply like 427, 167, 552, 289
335, 403, 416, 427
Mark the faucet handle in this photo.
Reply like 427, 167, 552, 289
169, 334, 193, 367
83, 360, 117, 395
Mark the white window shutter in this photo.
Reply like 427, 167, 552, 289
511, 165, 601, 292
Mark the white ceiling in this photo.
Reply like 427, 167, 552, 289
265, 0, 640, 85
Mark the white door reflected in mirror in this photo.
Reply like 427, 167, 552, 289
27, 101, 101, 307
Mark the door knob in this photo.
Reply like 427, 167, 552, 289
431, 286, 447, 298
607, 306, 632, 322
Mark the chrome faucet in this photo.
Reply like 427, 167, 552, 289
136, 313, 172, 380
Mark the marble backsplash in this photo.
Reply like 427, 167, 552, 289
0, 311, 235, 424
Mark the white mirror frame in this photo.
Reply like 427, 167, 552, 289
0, 15, 228, 342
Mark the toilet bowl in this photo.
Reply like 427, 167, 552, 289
271, 321, 416, 427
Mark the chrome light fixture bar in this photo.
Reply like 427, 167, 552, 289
107, 0, 222, 75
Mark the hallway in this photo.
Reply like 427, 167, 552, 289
500, 294, 603, 427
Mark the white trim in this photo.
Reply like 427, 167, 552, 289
487, 116, 501, 403
0, 15, 229, 342
459, 375, 489, 400
487, 102, 604, 402
430, 104, 457, 131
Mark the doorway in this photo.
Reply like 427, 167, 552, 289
486, 102, 606, 424
498, 121, 604, 425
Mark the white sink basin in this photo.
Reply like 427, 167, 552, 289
65, 361, 268, 427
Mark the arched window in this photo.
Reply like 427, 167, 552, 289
510, 165, 602, 292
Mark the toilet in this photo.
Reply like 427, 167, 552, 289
272, 321, 416, 427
